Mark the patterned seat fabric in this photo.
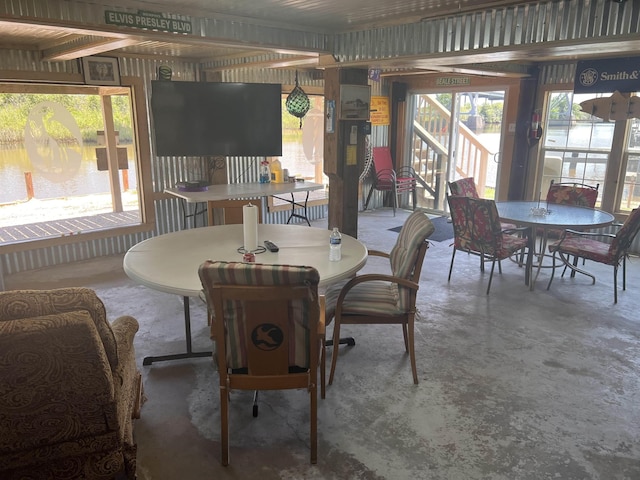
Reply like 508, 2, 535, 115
448, 177, 516, 230
199, 261, 319, 370
547, 207, 640, 303
447, 195, 532, 294
448, 177, 480, 198
0, 288, 142, 479
546, 182, 598, 207
544, 182, 599, 238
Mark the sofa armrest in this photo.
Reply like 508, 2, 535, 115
0, 311, 117, 468
111, 315, 143, 446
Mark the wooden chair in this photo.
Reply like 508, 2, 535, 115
198, 260, 323, 465
324, 210, 435, 385
547, 207, 640, 303
207, 198, 263, 225
363, 146, 417, 216
447, 195, 533, 294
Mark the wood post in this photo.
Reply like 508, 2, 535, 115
24, 172, 34, 200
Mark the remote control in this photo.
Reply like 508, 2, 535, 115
264, 240, 279, 252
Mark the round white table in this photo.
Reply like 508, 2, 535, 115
124, 224, 368, 364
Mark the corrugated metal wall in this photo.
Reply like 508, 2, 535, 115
0, 53, 335, 276
3, 0, 639, 280
333, 0, 640, 64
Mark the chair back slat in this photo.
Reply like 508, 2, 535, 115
199, 261, 320, 372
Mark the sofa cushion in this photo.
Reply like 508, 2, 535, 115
0, 288, 119, 371
0, 310, 118, 467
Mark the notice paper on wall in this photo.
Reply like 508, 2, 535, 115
243, 203, 258, 251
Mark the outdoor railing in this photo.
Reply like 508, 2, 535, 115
411, 95, 492, 208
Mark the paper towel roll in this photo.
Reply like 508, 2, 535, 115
243, 203, 258, 251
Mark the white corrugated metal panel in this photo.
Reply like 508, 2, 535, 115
333, 0, 640, 62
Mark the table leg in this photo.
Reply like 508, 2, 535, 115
283, 191, 311, 226
178, 198, 207, 229
142, 296, 212, 365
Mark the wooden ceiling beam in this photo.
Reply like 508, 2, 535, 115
41, 36, 143, 61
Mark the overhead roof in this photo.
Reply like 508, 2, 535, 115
0, 0, 638, 78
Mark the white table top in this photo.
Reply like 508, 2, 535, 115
165, 181, 325, 203
496, 201, 615, 229
123, 224, 368, 297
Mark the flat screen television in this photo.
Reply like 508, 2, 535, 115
150, 81, 282, 157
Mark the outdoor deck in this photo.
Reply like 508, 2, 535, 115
0, 211, 140, 246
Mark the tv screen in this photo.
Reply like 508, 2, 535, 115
150, 81, 282, 157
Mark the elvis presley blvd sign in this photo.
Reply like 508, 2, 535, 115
105, 10, 192, 34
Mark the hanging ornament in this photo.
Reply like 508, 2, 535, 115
286, 70, 310, 129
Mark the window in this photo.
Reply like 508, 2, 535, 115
269, 94, 327, 212
0, 78, 153, 251
540, 90, 640, 212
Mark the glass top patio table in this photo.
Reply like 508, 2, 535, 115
495, 201, 615, 289
496, 201, 614, 230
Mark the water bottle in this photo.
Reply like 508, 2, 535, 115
329, 227, 342, 262
259, 160, 271, 184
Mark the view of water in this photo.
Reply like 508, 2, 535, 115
0, 144, 138, 204
0, 123, 616, 205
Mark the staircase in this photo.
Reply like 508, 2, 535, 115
410, 95, 493, 210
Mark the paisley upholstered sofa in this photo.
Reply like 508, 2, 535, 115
0, 287, 142, 479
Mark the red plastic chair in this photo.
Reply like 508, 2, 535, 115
363, 146, 416, 216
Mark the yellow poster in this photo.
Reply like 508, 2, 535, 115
370, 96, 390, 126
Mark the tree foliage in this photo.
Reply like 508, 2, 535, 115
0, 92, 133, 145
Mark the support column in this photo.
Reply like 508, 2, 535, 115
323, 68, 369, 238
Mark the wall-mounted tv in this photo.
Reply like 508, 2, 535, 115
150, 81, 282, 157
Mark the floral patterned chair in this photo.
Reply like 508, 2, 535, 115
448, 177, 480, 198
547, 207, 640, 303
447, 195, 533, 294
0, 287, 142, 479
198, 261, 322, 466
544, 180, 600, 239
448, 177, 516, 230
546, 180, 599, 207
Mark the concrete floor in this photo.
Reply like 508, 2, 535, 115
5, 208, 640, 479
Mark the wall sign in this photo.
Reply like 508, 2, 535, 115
575, 56, 640, 94
105, 10, 192, 34
370, 96, 390, 126
436, 76, 470, 86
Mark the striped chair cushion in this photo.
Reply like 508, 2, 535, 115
199, 261, 319, 370
389, 211, 435, 310
324, 279, 402, 320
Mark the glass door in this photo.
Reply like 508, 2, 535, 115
408, 90, 505, 213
